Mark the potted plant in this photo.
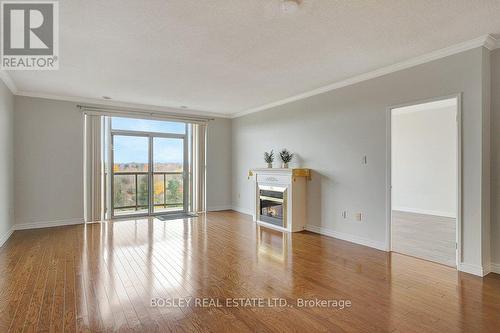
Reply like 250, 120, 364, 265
279, 149, 294, 168
264, 150, 274, 168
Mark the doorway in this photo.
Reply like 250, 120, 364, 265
110, 117, 188, 218
388, 96, 460, 267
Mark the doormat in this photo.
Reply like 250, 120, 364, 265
156, 213, 199, 221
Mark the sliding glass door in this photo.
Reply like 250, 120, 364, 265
110, 121, 187, 218
112, 135, 150, 216
153, 137, 185, 214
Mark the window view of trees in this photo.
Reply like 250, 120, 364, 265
111, 120, 186, 216
153, 173, 183, 209
113, 173, 148, 211
113, 163, 183, 215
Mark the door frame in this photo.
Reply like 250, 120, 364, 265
385, 93, 462, 267
150, 134, 189, 216
110, 126, 188, 219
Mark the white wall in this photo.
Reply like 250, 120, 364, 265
232, 47, 490, 272
0, 80, 14, 245
14, 97, 85, 228
491, 49, 500, 268
391, 104, 457, 218
206, 117, 232, 211
481, 48, 491, 269
13, 96, 232, 228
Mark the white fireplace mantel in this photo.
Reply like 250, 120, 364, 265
249, 168, 310, 232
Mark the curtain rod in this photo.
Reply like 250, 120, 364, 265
77, 105, 215, 122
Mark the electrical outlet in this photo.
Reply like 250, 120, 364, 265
354, 213, 362, 221
341, 211, 347, 219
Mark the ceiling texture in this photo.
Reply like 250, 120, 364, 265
4, 0, 500, 116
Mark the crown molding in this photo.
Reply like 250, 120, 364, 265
484, 35, 500, 50
0, 70, 18, 94
15, 91, 232, 119
3, 34, 498, 119
233, 34, 498, 118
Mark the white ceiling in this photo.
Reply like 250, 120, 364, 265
5, 0, 500, 116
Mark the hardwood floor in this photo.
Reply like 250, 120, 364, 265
392, 210, 456, 267
1, 211, 499, 332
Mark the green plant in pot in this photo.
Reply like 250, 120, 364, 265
264, 150, 274, 168
279, 149, 294, 168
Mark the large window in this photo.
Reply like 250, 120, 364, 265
84, 111, 207, 223
110, 117, 188, 217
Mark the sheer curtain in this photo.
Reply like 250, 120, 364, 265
83, 114, 104, 222
191, 123, 207, 213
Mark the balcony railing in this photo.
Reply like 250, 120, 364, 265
113, 171, 183, 215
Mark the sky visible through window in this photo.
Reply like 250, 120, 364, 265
112, 117, 186, 134
112, 117, 185, 164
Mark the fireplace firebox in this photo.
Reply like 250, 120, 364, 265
259, 185, 287, 228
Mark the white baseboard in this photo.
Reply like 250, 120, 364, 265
207, 205, 233, 212
0, 227, 14, 248
392, 207, 456, 218
231, 205, 253, 216
490, 263, 500, 275
304, 224, 387, 251
483, 263, 492, 276
458, 262, 488, 276
15, 218, 84, 230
